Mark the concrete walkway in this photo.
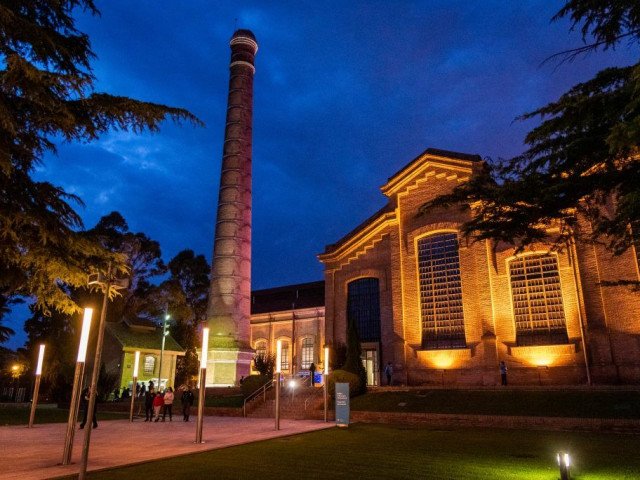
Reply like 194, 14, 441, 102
0, 417, 333, 480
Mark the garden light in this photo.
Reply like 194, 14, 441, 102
132, 350, 140, 378
77, 307, 93, 362
35, 344, 45, 375
557, 452, 571, 480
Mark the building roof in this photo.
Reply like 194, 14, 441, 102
251, 281, 325, 314
105, 321, 184, 353
385, 148, 482, 186
321, 203, 395, 255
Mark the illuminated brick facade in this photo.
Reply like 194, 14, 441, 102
318, 148, 640, 386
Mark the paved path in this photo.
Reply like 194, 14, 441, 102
0, 416, 333, 479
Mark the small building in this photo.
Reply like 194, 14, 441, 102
250, 281, 325, 375
103, 320, 185, 391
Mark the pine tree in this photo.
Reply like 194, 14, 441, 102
0, 1, 200, 315
420, 1, 640, 265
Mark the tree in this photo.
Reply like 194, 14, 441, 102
420, 1, 640, 266
153, 250, 210, 385
0, 1, 199, 315
253, 353, 275, 378
0, 292, 17, 344
342, 317, 367, 395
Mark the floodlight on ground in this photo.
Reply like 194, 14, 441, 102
28, 344, 46, 428
557, 452, 571, 480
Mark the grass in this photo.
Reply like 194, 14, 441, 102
204, 394, 244, 408
350, 389, 640, 418
0, 405, 128, 426
75, 424, 640, 479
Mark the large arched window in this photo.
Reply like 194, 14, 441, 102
418, 232, 466, 349
301, 337, 314, 369
280, 341, 290, 371
509, 253, 569, 346
347, 278, 381, 342
254, 340, 267, 359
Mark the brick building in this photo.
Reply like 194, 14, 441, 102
250, 148, 640, 386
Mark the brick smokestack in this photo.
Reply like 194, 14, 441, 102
205, 30, 258, 384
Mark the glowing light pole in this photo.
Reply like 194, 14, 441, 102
62, 307, 93, 465
557, 452, 571, 480
157, 313, 170, 390
323, 346, 329, 423
28, 344, 45, 428
274, 339, 282, 431
129, 351, 140, 422
195, 327, 209, 444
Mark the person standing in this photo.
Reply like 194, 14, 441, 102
162, 387, 174, 421
144, 387, 155, 422
153, 389, 164, 422
499, 361, 508, 386
384, 362, 393, 386
309, 362, 317, 386
181, 385, 195, 422
79, 387, 98, 429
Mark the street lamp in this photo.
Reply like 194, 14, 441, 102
62, 307, 93, 465
28, 344, 45, 428
324, 346, 329, 423
129, 351, 140, 422
157, 313, 170, 391
195, 327, 209, 444
274, 339, 282, 431
79, 266, 127, 480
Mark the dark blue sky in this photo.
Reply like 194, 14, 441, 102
6, 1, 638, 349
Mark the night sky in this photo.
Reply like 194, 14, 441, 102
6, 1, 638, 349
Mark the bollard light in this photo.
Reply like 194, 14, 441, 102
275, 340, 282, 373
200, 327, 209, 369
133, 350, 140, 377
557, 452, 571, 480
77, 307, 93, 362
35, 344, 45, 375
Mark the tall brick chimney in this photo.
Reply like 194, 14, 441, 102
204, 29, 258, 386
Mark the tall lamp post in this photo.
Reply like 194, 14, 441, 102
129, 351, 140, 422
79, 267, 127, 480
157, 313, 170, 391
323, 346, 329, 423
195, 327, 209, 444
274, 339, 282, 431
28, 344, 45, 428
62, 307, 93, 465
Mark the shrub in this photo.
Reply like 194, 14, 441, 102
328, 369, 365, 398
241, 374, 270, 398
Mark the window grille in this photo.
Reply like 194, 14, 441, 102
509, 254, 569, 346
301, 338, 314, 369
280, 343, 290, 370
347, 278, 381, 342
143, 355, 155, 375
418, 233, 466, 349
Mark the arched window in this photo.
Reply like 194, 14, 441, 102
301, 338, 314, 369
347, 278, 381, 342
417, 232, 466, 349
143, 355, 155, 375
509, 254, 568, 346
280, 341, 290, 371
255, 341, 267, 359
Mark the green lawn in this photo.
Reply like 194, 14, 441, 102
0, 405, 128, 426
204, 394, 244, 408
351, 389, 640, 418
75, 424, 640, 479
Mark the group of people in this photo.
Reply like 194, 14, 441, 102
144, 384, 195, 422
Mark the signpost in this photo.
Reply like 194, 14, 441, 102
335, 382, 350, 427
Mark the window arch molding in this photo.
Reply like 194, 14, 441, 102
342, 269, 387, 294
274, 336, 291, 371
253, 338, 268, 359
408, 224, 463, 257
506, 251, 569, 346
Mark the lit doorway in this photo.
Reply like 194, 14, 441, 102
361, 348, 378, 386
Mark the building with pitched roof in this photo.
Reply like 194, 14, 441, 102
103, 319, 185, 391
313, 147, 640, 386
